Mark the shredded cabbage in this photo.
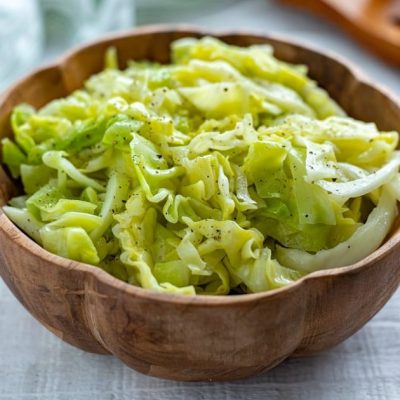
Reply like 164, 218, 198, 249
2, 37, 400, 295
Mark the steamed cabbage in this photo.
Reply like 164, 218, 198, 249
2, 37, 400, 295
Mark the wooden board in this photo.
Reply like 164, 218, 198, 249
280, 0, 400, 65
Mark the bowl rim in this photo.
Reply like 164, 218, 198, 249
1, 24, 400, 306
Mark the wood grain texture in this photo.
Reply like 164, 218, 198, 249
0, 26, 400, 382
1, 280, 398, 399
279, 0, 400, 66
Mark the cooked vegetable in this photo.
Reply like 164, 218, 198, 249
2, 37, 399, 295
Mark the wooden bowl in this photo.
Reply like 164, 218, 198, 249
0, 26, 399, 382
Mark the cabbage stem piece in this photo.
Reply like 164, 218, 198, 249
42, 151, 105, 191
91, 172, 130, 241
316, 153, 400, 199
276, 188, 397, 272
3, 206, 43, 244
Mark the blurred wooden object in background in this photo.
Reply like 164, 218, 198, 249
279, 0, 400, 66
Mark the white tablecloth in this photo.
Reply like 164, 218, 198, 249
1, 1, 399, 399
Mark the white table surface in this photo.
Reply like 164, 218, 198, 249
1, 1, 399, 399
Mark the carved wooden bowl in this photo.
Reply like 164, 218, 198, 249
0, 26, 399, 382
